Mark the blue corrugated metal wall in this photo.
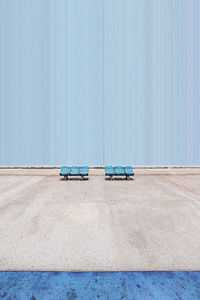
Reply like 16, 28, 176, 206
0, 0, 200, 166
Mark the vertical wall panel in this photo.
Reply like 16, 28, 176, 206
104, 0, 153, 165
64, 0, 104, 165
0, 0, 104, 166
0, 0, 200, 166
104, 0, 200, 166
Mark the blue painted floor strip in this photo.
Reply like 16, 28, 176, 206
0, 271, 199, 300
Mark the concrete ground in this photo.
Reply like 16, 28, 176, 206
0, 168, 199, 271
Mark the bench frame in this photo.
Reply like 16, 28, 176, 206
105, 166, 134, 180
60, 167, 89, 181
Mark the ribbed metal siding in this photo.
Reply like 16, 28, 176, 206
0, 0, 200, 166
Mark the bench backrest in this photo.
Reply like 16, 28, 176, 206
105, 166, 114, 175
60, 166, 69, 175
124, 166, 134, 175
70, 166, 80, 175
114, 166, 124, 175
80, 166, 89, 175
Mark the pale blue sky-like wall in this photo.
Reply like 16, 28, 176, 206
0, 0, 199, 166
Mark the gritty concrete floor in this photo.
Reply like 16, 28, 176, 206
0, 168, 199, 271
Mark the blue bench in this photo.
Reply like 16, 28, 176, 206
60, 166, 89, 180
105, 166, 134, 180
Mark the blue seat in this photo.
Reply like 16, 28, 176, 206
105, 165, 134, 180
60, 165, 89, 180
105, 166, 114, 175
60, 166, 69, 176
80, 166, 89, 175
124, 166, 134, 175
114, 166, 124, 175
70, 166, 80, 175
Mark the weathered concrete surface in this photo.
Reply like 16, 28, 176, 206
0, 168, 199, 271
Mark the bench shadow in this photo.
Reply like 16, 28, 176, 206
60, 178, 67, 181
60, 177, 89, 181
105, 177, 134, 181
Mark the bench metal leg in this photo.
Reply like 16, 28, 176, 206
126, 175, 129, 180
109, 175, 113, 180
81, 175, 84, 180
64, 175, 68, 180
